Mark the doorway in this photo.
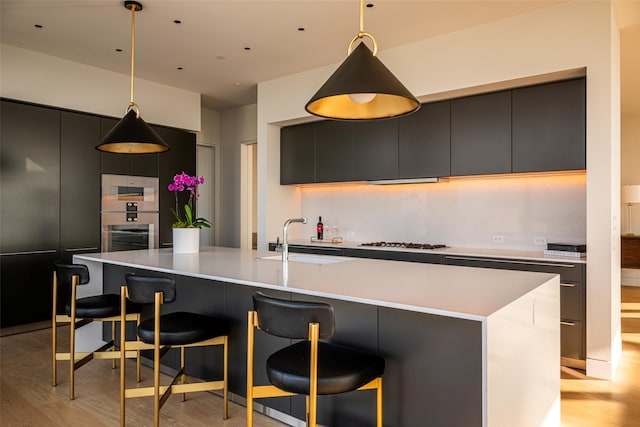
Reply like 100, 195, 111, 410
241, 142, 257, 250
197, 144, 218, 246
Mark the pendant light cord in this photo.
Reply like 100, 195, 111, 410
348, 0, 377, 56
128, 3, 140, 117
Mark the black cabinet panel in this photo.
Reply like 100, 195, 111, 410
280, 123, 315, 184
512, 78, 586, 172
315, 121, 354, 183
0, 252, 58, 327
1, 101, 60, 253
379, 307, 482, 427
561, 320, 584, 360
451, 91, 511, 176
398, 100, 451, 178
354, 120, 398, 180
156, 126, 196, 247
60, 111, 101, 256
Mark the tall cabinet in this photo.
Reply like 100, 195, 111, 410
0, 99, 195, 327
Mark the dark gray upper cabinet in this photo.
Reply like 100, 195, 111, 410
156, 126, 196, 247
398, 100, 451, 178
280, 123, 316, 185
512, 78, 586, 173
315, 121, 354, 183
354, 119, 398, 180
60, 111, 101, 254
99, 117, 159, 177
451, 91, 512, 176
0, 100, 60, 253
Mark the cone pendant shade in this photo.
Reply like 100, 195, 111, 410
96, 109, 169, 154
305, 42, 420, 120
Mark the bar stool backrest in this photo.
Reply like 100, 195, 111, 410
253, 291, 335, 339
54, 262, 90, 286
125, 273, 176, 304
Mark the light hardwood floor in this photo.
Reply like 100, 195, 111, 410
1, 287, 639, 426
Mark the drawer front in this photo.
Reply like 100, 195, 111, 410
560, 281, 585, 321
344, 248, 443, 264
442, 255, 584, 283
561, 319, 585, 360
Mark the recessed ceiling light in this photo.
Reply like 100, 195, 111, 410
115, 48, 123, 52
216, 55, 226, 60
298, 27, 305, 32
244, 47, 251, 51
234, 82, 241, 86
366, 3, 374, 8
34, 24, 43, 29
177, 67, 183, 70
173, 19, 182, 24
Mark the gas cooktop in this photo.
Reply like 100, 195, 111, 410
359, 242, 447, 250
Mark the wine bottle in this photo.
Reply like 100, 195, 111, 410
317, 216, 324, 240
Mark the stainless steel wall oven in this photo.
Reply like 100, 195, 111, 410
101, 174, 159, 252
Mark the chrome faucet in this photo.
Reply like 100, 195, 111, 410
282, 217, 307, 261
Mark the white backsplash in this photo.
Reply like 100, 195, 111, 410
300, 174, 587, 251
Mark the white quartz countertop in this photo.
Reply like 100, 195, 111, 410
75, 246, 558, 322
285, 239, 587, 264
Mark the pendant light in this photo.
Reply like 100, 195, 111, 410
96, 1, 169, 154
305, 0, 420, 120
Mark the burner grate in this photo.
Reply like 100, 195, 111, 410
360, 242, 447, 250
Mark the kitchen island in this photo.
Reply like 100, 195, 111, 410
75, 246, 560, 427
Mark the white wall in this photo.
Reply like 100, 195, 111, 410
0, 43, 200, 131
219, 103, 257, 247
257, 1, 620, 379
297, 174, 586, 250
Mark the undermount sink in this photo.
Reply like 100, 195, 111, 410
258, 254, 350, 264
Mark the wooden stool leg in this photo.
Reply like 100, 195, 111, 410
223, 335, 228, 419
181, 346, 187, 402
52, 271, 58, 387
69, 277, 78, 400
111, 321, 117, 369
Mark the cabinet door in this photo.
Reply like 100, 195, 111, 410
451, 91, 511, 176
99, 118, 131, 175
354, 119, 398, 180
0, 251, 58, 327
398, 101, 451, 178
315, 121, 354, 183
157, 126, 196, 247
1, 101, 60, 253
60, 111, 101, 257
280, 123, 316, 184
512, 78, 586, 173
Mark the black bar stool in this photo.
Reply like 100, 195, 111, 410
119, 273, 230, 427
247, 291, 385, 427
52, 262, 142, 400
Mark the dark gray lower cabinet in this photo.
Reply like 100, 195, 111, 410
442, 255, 586, 364
102, 264, 483, 426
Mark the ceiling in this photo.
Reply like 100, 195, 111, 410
1, 0, 638, 114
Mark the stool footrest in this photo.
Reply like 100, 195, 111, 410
252, 385, 295, 398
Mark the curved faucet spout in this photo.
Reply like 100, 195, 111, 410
282, 218, 307, 261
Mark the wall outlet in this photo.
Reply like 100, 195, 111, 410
534, 237, 547, 245
492, 235, 505, 244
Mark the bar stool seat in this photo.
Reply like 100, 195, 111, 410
67, 294, 140, 319
267, 340, 385, 395
137, 311, 229, 346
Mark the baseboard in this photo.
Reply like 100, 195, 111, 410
0, 320, 50, 337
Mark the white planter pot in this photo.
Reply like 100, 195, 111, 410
173, 228, 200, 254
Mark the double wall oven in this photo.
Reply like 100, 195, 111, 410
101, 174, 159, 252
